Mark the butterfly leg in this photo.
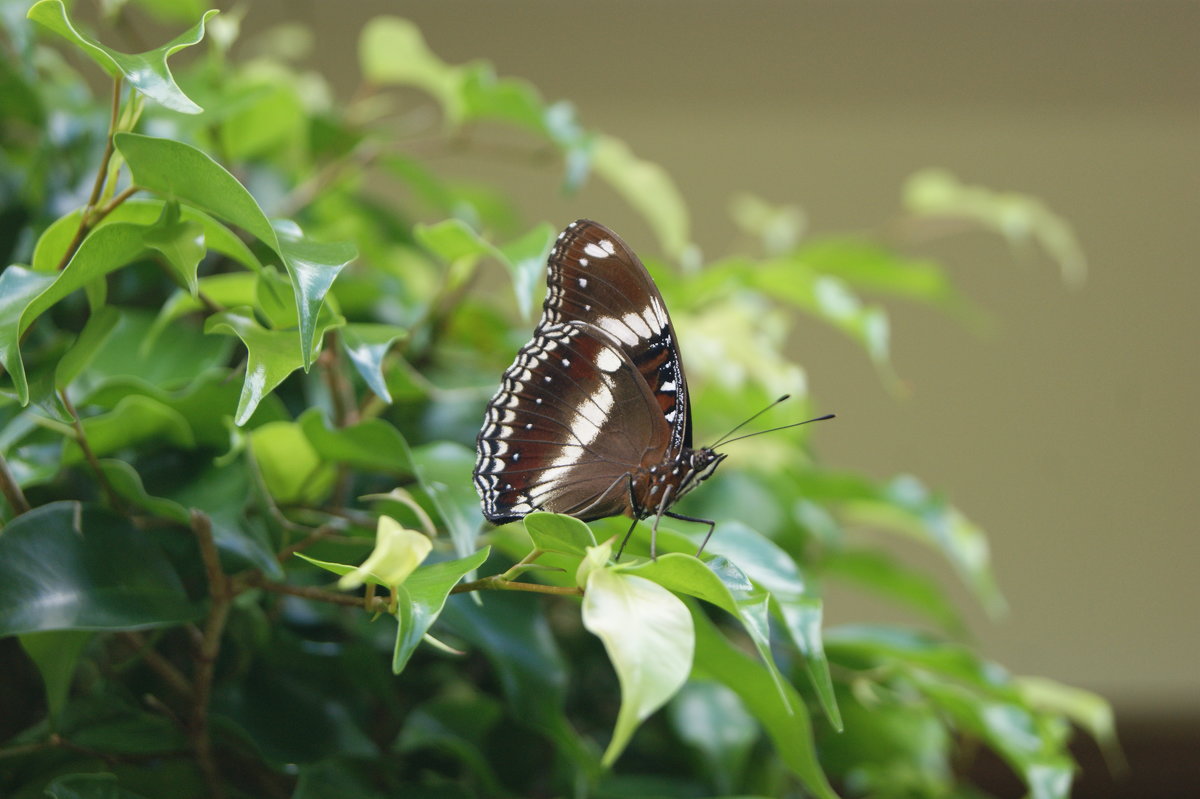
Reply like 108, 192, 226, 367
615, 474, 640, 562
648, 484, 677, 561
663, 511, 717, 557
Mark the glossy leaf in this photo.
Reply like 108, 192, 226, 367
27, 0, 216, 114
204, 310, 305, 425
393, 546, 490, 673
0, 502, 199, 635
143, 200, 205, 295
116, 133, 356, 369
582, 562, 694, 766
340, 323, 408, 403
0, 223, 149, 404
523, 512, 596, 556
690, 604, 838, 799
31, 199, 262, 275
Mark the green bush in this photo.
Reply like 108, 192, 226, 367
0, 3, 1115, 798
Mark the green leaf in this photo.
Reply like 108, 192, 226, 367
98, 458, 190, 524
904, 168, 1086, 287
62, 394, 196, 465
204, 310, 305, 425
298, 408, 414, 475
55, 305, 120, 390
0, 502, 199, 635
690, 605, 839, 799
797, 237, 967, 311
410, 441, 482, 558
115, 133, 356, 369
18, 629, 91, 726
143, 200, 205, 295
249, 419, 336, 505
523, 512, 596, 556
31, 199, 262, 275
394, 696, 505, 793
393, 547, 491, 674
592, 133, 690, 262
359, 16, 463, 122
700, 522, 842, 730
582, 566, 693, 766
340, 323, 408, 403
44, 773, 151, 799
27, 0, 217, 114
1, 223, 149, 404
219, 80, 305, 161
668, 679, 757, 794
415, 219, 552, 318
1016, 676, 1124, 770
823, 548, 965, 634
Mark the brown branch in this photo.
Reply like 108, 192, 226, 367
451, 576, 582, 596
0, 452, 31, 515
189, 510, 231, 799
275, 523, 337, 563
250, 575, 390, 613
116, 632, 193, 699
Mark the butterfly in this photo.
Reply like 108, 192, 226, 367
472, 219, 723, 558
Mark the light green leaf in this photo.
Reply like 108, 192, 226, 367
592, 133, 690, 262
1016, 676, 1124, 770
32, 200, 262, 275
690, 605, 839, 799
143, 200, 204, 295
823, 548, 965, 633
115, 133, 356, 369
582, 566, 693, 766
523, 512, 596, 556
249, 419, 335, 505
340, 323, 408, 403
298, 408, 413, 474
797, 237, 967, 311
339, 516, 432, 592
359, 16, 463, 122
904, 168, 1086, 287
393, 546, 491, 674
204, 310, 305, 425
219, 80, 305, 161
27, 1, 217, 114
0, 502, 199, 635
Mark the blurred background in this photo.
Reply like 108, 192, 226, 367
231, 0, 1198, 794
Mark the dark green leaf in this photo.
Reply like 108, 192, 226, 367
690, 604, 838, 799
143, 200, 205, 295
55, 305, 120, 390
62, 394, 196, 465
44, 773, 151, 799
0, 502, 200, 635
204, 310, 305, 425
411, 441, 481, 558
18, 629, 91, 726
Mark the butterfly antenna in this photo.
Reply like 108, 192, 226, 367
710, 394, 793, 448
713, 413, 835, 449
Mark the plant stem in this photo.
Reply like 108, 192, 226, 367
60, 392, 123, 511
116, 631, 194, 699
189, 510, 231, 799
250, 575, 391, 612
0, 453, 31, 515
451, 575, 582, 596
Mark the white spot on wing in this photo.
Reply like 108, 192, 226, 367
583, 242, 609, 259
596, 348, 622, 373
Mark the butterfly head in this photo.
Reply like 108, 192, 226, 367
676, 447, 726, 500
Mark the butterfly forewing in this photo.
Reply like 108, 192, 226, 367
545, 220, 693, 451
474, 321, 670, 523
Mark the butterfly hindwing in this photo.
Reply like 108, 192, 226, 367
474, 321, 670, 523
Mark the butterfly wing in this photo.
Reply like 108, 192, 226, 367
543, 220, 693, 452
474, 321, 671, 523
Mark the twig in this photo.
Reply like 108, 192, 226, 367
250, 574, 390, 612
275, 523, 337, 563
451, 575, 582, 597
115, 632, 193, 699
189, 510, 231, 799
61, 392, 124, 511
0, 452, 31, 515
